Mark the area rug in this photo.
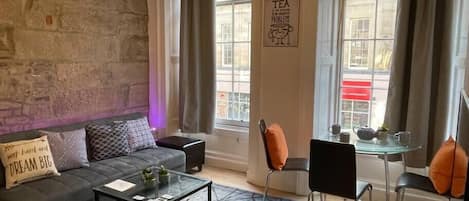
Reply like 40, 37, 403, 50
183, 183, 293, 201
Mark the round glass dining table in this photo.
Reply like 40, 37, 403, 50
315, 133, 422, 201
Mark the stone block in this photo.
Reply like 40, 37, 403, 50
0, 63, 32, 102
119, 14, 147, 36
120, 35, 149, 62
27, 97, 54, 119
109, 62, 148, 85
0, 110, 13, 118
0, 24, 15, 58
95, 87, 129, 112
62, 0, 126, 12
128, 84, 148, 107
0, 0, 22, 25
24, 0, 60, 31
94, 36, 120, 62
56, 63, 112, 89
58, 33, 96, 62
15, 30, 96, 61
14, 29, 60, 60
9, 125, 33, 133
52, 90, 94, 117
60, 6, 120, 35
4, 115, 31, 125
125, 0, 148, 14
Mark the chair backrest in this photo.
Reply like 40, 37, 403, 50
309, 139, 357, 200
259, 119, 275, 170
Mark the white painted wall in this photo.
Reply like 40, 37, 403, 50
156, 0, 466, 200
247, 0, 317, 195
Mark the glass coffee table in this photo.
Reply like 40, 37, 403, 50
316, 133, 422, 201
93, 167, 212, 201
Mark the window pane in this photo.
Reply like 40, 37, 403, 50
216, 92, 229, 119
342, 100, 353, 111
370, 89, 388, 128
216, 5, 232, 42
344, 0, 376, 39
353, 101, 369, 113
342, 112, 352, 130
343, 40, 374, 70
374, 40, 393, 72
339, 0, 397, 132
234, 42, 250, 82
376, 0, 397, 39
234, 3, 251, 42
353, 113, 369, 127
216, 0, 251, 124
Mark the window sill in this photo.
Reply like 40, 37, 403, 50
215, 124, 249, 136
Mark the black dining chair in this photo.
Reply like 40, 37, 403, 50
395, 165, 467, 201
309, 139, 372, 201
258, 119, 309, 201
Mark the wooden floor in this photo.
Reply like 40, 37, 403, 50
193, 165, 343, 201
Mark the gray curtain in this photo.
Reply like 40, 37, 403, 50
179, 0, 216, 134
384, 0, 455, 167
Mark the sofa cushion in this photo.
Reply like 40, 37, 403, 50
0, 136, 60, 189
39, 129, 89, 171
126, 117, 158, 152
0, 147, 186, 201
86, 122, 130, 161
0, 113, 145, 188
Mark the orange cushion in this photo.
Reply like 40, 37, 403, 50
451, 142, 468, 197
429, 137, 468, 196
265, 123, 289, 170
429, 137, 456, 194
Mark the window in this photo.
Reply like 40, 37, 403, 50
222, 43, 233, 66
215, 0, 252, 126
339, 0, 398, 130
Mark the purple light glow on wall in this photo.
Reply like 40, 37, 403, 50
148, 62, 167, 129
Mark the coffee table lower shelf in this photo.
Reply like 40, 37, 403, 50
93, 167, 212, 201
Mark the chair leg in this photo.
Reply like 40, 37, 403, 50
308, 192, 313, 201
400, 189, 405, 201
319, 193, 327, 201
368, 186, 372, 201
395, 189, 401, 201
263, 170, 274, 201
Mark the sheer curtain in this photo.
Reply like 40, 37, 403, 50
147, 0, 181, 135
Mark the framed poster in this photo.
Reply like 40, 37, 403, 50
264, 0, 300, 47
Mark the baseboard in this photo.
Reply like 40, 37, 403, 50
205, 150, 248, 172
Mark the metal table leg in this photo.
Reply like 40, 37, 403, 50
400, 153, 406, 201
384, 154, 390, 201
95, 192, 100, 201
208, 183, 212, 201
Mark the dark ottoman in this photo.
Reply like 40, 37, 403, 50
156, 136, 205, 172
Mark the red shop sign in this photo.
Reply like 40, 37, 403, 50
342, 81, 371, 101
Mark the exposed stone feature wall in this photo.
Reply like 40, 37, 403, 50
0, 0, 149, 134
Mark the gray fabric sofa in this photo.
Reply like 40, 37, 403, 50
0, 113, 186, 201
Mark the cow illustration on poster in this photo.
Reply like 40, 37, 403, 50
264, 0, 299, 47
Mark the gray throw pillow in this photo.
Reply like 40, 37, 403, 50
86, 122, 130, 161
126, 117, 157, 152
39, 129, 89, 172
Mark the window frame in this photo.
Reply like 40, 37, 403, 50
337, 0, 398, 129
215, 0, 252, 128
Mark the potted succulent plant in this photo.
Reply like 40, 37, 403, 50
376, 123, 389, 143
158, 165, 170, 184
142, 167, 156, 187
